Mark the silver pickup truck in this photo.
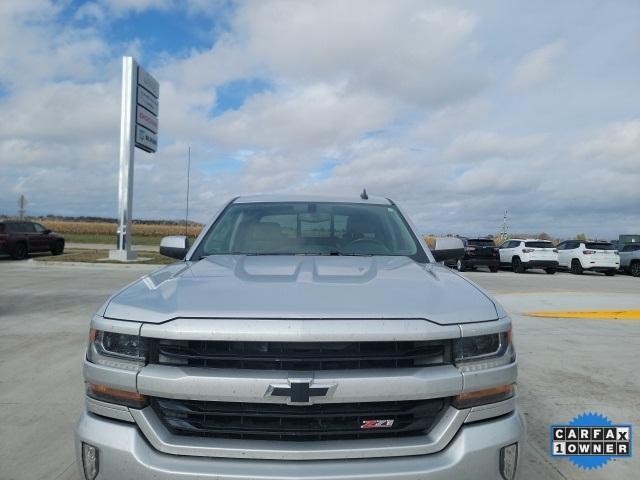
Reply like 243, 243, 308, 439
75, 195, 524, 480
619, 243, 640, 277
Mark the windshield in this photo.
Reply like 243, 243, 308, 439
195, 202, 426, 260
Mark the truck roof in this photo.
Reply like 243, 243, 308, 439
233, 194, 392, 205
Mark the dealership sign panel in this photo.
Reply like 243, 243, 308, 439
137, 86, 158, 115
134, 65, 159, 153
136, 125, 158, 152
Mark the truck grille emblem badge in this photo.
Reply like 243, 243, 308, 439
267, 379, 336, 404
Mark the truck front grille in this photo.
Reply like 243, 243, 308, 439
152, 397, 449, 441
150, 340, 450, 370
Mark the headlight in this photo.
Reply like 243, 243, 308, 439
87, 329, 147, 371
454, 329, 515, 372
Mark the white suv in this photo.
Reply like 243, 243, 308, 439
499, 238, 558, 274
556, 240, 620, 276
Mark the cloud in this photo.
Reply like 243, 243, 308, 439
571, 120, 640, 169
446, 132, 548, 160
0, 1, 639, 241
511, 40, 567, 89
75, 0, 173, 20
161, 0, 486, 106
209, 83, 395, 150
0, 81, 120, 145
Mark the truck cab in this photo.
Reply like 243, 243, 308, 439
75, 195, 524, 480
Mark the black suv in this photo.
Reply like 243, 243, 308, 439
0, 221, 65, 259
445, 237, 499, 272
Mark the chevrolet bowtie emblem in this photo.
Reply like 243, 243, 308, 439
267, 379, 336, 404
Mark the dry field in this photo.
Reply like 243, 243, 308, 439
39, 220, 202, 245
40, 220, 202, 237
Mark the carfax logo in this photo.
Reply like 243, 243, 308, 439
550, 412, 632, 470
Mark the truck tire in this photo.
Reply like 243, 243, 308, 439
456, 259, 466, 272
631, 261, 640, 277
489, 265, 499, 273
512, 257, 525, 273
10, 242, 28, 260
570, 259, 583, 275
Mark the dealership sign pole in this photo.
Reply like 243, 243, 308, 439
109, 56, 159, 261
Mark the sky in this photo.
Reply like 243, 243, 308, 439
0, 0, 639, 239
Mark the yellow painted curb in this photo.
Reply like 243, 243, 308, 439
525, 310, 640, 320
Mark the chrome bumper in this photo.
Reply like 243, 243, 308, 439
75, 407, 525, 480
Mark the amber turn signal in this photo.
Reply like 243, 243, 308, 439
86, 383, 148, 409
452, 384, 514, 409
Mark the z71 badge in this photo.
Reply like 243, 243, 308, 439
361, 419, 395, 429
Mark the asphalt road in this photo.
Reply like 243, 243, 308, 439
0, 259, 638, 479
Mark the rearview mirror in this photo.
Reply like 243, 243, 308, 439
159, 235, 190, 260
430, 237, 464, 263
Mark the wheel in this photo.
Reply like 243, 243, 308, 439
631, 261, 640, 278
512, 257, 525, 273
605, 270, 615, 276
489, 265, 499, 273
10, 242, 28, 260
456, 259, 466, 272
51, 241, 64, 256
570, 259, 583, 275
545, 268, 556, 274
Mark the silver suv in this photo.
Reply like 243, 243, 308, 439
75, 195, 524, 480
619, 243, 640, 277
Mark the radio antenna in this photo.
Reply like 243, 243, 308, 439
185, 146, 191, 237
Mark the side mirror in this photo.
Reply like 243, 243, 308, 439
43, 229, 52, 234
159, 235, 190, 260
430, 237, 465, 263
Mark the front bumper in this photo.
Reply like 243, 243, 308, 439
75, 407, 525, 480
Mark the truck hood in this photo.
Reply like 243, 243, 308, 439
103, 256, 499, 325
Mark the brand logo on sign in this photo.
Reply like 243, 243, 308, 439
136, 106, 158, 133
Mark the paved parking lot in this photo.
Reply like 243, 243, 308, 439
0, 259, 638, 479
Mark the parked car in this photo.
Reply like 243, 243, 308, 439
445, 237, 500, 272
619, 243, 640, 277
556, 240, 619, 276
0, 220, 65, 259
75, 195, 524, 480
498, 238, 558, 274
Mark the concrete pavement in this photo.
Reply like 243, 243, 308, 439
0, 259, 638, 479
467, 270, 640, 480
